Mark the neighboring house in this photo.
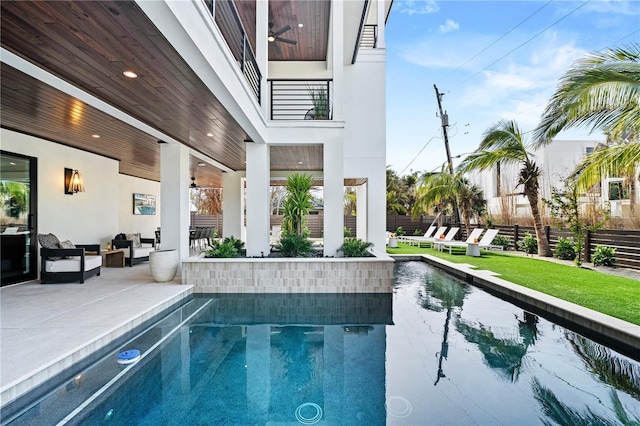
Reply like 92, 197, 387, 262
0, 0, 391, 285
467, 140, 639, 220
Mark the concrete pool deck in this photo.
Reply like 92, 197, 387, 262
0, 265, 192, 412
1, 254, 638, 417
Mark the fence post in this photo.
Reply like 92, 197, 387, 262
514, 224, 519, 251
544, 225, 551, 245
585, 229, 592, 263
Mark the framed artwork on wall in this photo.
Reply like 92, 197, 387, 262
133, 193, 156, 215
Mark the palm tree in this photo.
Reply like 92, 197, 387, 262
533, 44, 640, 195
533, 44, 640, 146
386, 168, 409, 214
460, 120, 553, 256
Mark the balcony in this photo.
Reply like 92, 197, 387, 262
204, 0, 261, 104
269, 79, 333, 121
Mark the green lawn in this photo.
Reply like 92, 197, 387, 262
387, 243, 640, 325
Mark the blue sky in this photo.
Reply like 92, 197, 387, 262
385, 0, 640, 176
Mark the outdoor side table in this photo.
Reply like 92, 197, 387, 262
466, 243, 480, 257
102, 249, 125, 267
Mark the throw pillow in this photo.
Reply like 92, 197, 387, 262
59, 240, 76, 249
125, 233, 142, 248
37, 233, 61, 249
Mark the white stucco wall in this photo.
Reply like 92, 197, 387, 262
1, 128, 160, 248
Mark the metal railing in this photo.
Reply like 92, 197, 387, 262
204, 0, 261, 103
360, 25, 378, 49
269, 79, 333, 120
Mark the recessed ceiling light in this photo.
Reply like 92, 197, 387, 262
9, 162, 16, 166
298, 161, 304, 165
198, 162, 206, 166
91, 134, 100, 138
206, 133, 214, 137
123, 70, 137, 78
298, 23, 304, 28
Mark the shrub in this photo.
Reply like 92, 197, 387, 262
395, 226, 406, 237
343, 227, 352, 238
276, 233, 314, 257
413, 228, 423, 236
204, 237, 240, 258
518, 232, 538, 254
491, 235, 510, 251
554, 237, 577, 261
339, 238, 373, 257
592, 245, 616, 267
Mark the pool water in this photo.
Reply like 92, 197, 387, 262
8, 261, 640, 425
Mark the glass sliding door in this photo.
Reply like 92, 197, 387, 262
1, 151, 37, 285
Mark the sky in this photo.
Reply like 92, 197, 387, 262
385, 0, 640, 176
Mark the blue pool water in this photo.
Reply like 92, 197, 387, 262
8, 261, 640, 425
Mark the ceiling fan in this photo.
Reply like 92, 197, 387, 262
268, 22, 297, 54
190, 176, 198, 189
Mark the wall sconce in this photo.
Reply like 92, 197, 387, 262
64, 168, 85, 194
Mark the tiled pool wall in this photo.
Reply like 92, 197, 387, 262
182, 256, 395, 293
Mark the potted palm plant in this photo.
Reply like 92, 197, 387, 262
308, 87, 329, 119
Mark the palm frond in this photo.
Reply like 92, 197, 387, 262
533, 43, 640, 147
571, 142, 640, 191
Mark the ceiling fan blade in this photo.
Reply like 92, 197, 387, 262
273, 24, 291, 37
273, 41, 281, 54
276, 37, 297, 45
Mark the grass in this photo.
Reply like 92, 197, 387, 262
387, 243, 640, 325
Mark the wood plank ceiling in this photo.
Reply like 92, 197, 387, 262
0, 0, 333, 187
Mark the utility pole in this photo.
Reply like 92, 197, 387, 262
433, 84, 461, 225
434, 84, 454, 174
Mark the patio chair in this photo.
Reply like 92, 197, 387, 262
404, 226, 447, 248
112, 233, 155, 266
37, 233, 102, 284
436, 228, 485, 254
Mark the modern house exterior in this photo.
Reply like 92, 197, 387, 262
467, 139, 640, 221
0, 0, 392, 285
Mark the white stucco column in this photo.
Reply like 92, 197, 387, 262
331, 0, 344, 121
356, 182, 368, 241
376, 0, 386, 49
324, 138, 344, 256
245, 143, 270, 256
160, 142, 190, 263
256, 0, 268, 117
222, 171, 243, 239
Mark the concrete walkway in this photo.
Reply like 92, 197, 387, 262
0, 265, 192, 410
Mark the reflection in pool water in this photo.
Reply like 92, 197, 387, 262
9, 261, 640, 425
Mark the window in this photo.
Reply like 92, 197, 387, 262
608, 181, 629, 200
586, 147, 594, 154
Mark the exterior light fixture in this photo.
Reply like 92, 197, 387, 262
123, 70, 137, 78
64, 168, 85, 194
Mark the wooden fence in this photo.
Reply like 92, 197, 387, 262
492, 224, 640, 270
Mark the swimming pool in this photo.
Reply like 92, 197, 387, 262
7, 261, 640, 425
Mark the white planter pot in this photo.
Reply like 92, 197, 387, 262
388, 237, 398, 248
149, 249, 178, 282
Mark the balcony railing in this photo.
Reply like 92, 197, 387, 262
269, 79, 333, 120
204, 0, 261, 104
360, 25, 378, 49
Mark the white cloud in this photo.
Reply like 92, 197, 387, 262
395, 0, 439, 15
439, 19, 460, 33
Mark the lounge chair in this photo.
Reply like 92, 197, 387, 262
436, 228, 485, 254
478, 229, 503, 251
399, 225, 436, 244
37, 233, 102, 284
404, 226, 447, 247
429, 227, 460, 249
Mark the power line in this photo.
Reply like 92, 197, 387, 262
451, 0, 591, 92
446, 0, 553, 80
399, 135, 441, 175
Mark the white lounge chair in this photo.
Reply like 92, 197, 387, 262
404, 226, 447, 247
399, 225, 436, 244
429, 227, 460, 249
478, 229, 503, 251
436, 228, 485, 254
